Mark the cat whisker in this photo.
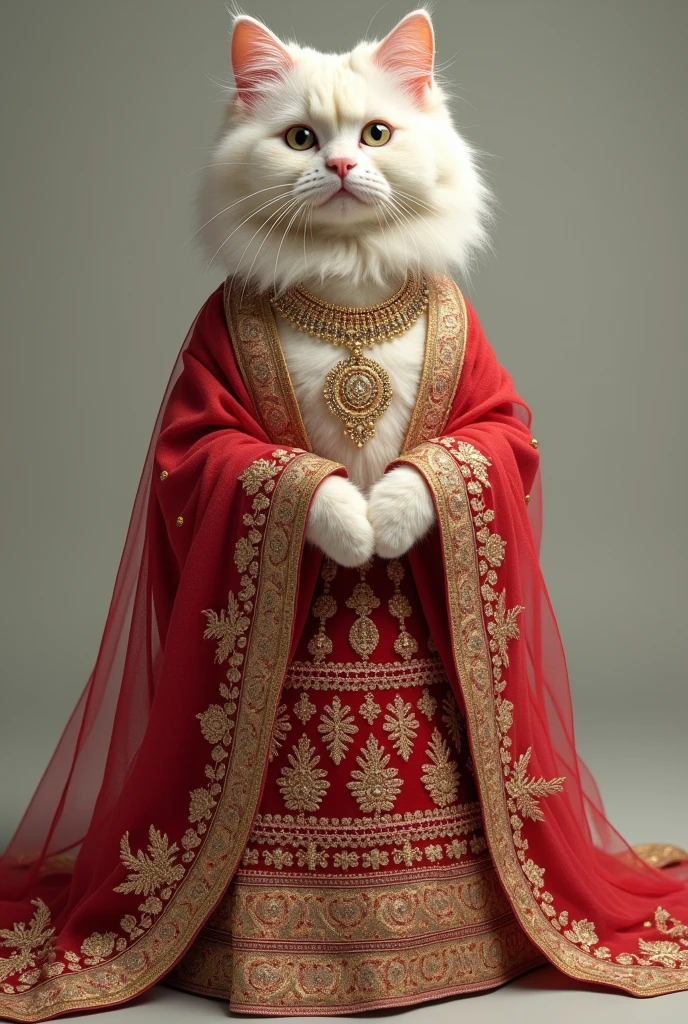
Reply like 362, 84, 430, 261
273, 202, 307, 295
391, 188, 438, 215
189, 184, 295, 246
228, 197, 302, 302
239, 198, 303, 303
206, 192, 298, 269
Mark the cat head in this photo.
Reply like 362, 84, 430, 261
198, 8, 491, 293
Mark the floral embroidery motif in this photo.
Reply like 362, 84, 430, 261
417, 688, 437, 720
441, 693, 465, 754
387, 559, 419, 661
347, 735, 403, 814
262, 849, 293, 870
293, 691, 316, 725
361, 849, 389, 870
269, 705, 292, 762
80, 933, 117, 966
277, 734, 330, 812
237, 458, 281, 495
317, 695, 358, 764
382, 694, 419, 761
113, 827, 185, 897
359, 692, 382, 725
202, 593, 250, 666
421, 729, 460, 808
506, 748, 565, 822
346, 562, 380, 660
308, 558, 337, 663
0, 900, 54, 986
487, 590, 524, 668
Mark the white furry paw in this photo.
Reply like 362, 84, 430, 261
368, 465, 436, 559
306, 474, 375, 568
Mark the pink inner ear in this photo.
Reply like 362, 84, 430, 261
231, 17, 294, 104
373, 11, 434, 100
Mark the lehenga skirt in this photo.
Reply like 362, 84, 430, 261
166, 554, 543, 1013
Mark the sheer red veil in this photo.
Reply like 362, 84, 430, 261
1, 279, 687, 1021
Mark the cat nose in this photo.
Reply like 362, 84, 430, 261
326, 157, 357, 179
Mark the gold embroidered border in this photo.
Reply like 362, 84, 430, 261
225, 271, 467, 460
399, 441, 688, 996
401, 274, 467, 453
0, 453, 337, 1021
224, 279, 311, 450
167, 865, 543, 1010
283, 656, 447, 692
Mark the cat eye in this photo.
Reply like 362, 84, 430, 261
284, 125, 317, 151
361, 121, 392, 147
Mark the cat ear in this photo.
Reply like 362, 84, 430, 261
372, 9, 434, 102
230, 15, 294, 106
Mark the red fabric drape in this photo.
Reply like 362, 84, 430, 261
0, 281, 686, 1021
401, 301, 688, 993
0, 287, 338, 1020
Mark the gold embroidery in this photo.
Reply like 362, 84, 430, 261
277, 735, 330, 813
401, 274, 467, 452
307, 557, 337, 663
346, 562, 380, 660
224, 280, 311, 449
237, 458, 281, 495
0, 901, 54, 986
421, 729, 460, 808
417, 688, 437, 720
113, 827, 185, 897
202, 593, 250, 666
248, 805, 483, 853
441, 693, 465, 754
487, 590, 524, 668
505, 748, 565, 822
284, 657, 446, 692
394, 439, 688, 994
317, 695, 358, 764
169, 865, 540, 1012
262, 849, 293, 870
347, 735, 403, 814
293, 692, 316, 725
382, 694, 419, 761
268, 705, 292, 762
386, 559, 419, 660
633, 844, 688, 870
80, 933, 117, 966
359, 692, 382, 725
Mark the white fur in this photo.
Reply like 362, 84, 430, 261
199, 10, 490, 564
304, 474, 374, 567
368, 465, 436, 559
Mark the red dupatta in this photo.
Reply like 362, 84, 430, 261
0, 273, 687, 1022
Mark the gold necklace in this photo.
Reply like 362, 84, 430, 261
271, 271, 429, 448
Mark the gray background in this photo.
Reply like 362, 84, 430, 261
0, 1, 686, 1021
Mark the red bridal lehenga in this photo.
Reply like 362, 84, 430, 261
0, 273, 687, 1021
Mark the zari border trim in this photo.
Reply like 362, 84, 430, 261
224, 278, 311, 451
224, 272, 467, 457
401, 274, 466, 453
0, 453, 337, 1022
398, 441, 688, 998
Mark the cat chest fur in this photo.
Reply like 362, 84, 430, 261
275, 311, 428, 493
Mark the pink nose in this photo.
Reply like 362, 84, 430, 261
326, 156, 357, 179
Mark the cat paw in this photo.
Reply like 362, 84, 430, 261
368, 465, 436, 559
306, 474, 375, 567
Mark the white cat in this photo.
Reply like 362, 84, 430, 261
199, 8, 490, 567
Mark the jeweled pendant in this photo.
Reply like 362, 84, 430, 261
323, 348, 393, 448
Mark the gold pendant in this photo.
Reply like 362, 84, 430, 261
323, 344, 393, 448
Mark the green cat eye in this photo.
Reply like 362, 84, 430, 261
361, 121, 392, 147
285, 125, 317, 151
